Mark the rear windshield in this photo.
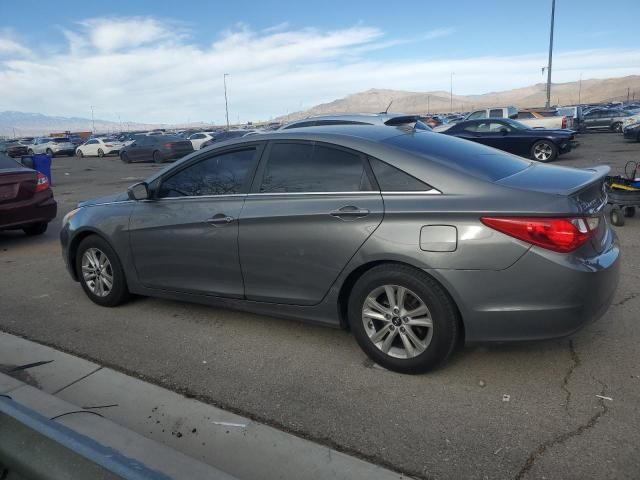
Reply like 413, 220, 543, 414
0, 154, 21, 169
384, 131, 531, 182
52, 137, 70, 143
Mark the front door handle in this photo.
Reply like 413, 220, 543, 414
330, 206, 370, 220
207, 213, 234, 226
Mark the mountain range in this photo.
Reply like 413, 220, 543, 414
2, 75, 639, 136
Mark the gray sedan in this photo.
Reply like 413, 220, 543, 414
60, 126, 619, 373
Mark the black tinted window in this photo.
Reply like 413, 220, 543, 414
369, 158, 433, 191
158, 149, 256, 198
260, 143, 371, 193
385, 131, 530, 182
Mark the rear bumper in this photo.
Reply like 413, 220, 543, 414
53, 149, 75, 156
435, 230, 620, 342
0, 192, 57, 230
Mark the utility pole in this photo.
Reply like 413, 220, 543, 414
223, 73, 230, 131
545, 0, 556, 108
427, 95, 430, 115
450, 73, 454, 112
627, 87, 630, 104
90, 106, 96, 133
578, 73, 582, 104
117, 113, 122, 133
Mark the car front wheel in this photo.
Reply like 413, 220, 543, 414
76, 236, 130, 307
531, 140, 557, 162
348, 265, 459, 374
76, 149, 84, 158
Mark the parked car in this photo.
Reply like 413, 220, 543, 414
582, 108, 631, 132
0, 153, 57, 235
623, 123, 640, 142
187, 132, 217, 150
76, 138, 124, 157
119, 135, 193, 163
0, 139, 29, 157
199, 130, 255, 149
60, 125, 618, 373
442, 118, 576, 162
27, 137, 76, 157
516, 109, 572, 130
622, 113, 640, 130
279, 113, 431, 131
465, 106, 518, 120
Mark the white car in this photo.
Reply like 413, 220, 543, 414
76, 138, 124, 157
188, 132, 216, 150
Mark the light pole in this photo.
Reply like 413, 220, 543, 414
90, 106, 96, 133
117, 113, 122, 133
223, 73, 230, 131
578, 73, 582, 104
427, 95, 430, 115
545, 0, 556, 108
450, 73, 454, 112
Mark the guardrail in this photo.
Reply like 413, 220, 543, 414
0, 395, 195, 480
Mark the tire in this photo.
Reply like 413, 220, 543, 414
623, 206, 636, 218
98, 148, 104, 158
27, 149, 34, 155
348, 264, 459, 374
610, 206, 625, 227
45, 148, 54, 157
530, 140, 557, 162
76, 149, 84, 158
23, 222, 48, 236
611, 122, 622, 133
120, 152, 131, 164
152, 150, 162, 163
75, 235, 131, 307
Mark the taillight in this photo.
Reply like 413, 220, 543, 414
35, 172, 49, 192
561, 116, 567, 129
105, 144, 113, 148
481, 216, 600, 253
164, 143, 174, 148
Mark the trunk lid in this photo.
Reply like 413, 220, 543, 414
0, 167, 37, 204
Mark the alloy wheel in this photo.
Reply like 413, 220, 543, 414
533, 143, 553, 161
81, 248, 114, 297
362, 284, 433, 359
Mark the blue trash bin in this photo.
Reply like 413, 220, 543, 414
32, 154, 52, 186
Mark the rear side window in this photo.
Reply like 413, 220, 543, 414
158, 148, 256, 198
259, 142, 371, 193
517, 112, 534, 119
369, 158, 433, 191
384, 132, 531, 182
489, 109, 504, 118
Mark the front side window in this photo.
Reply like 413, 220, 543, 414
259, 142, 371, 193
468, 111, 486, 120
158, 148, 256, 198
369, 158, 433, 191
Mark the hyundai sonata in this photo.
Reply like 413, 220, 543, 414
60, 126, 619, 373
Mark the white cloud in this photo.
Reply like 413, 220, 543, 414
0, 17, 638, 124
0, 37, 30, 56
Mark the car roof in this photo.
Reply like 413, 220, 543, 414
279, 113, 425, 129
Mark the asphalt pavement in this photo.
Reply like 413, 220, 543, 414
1, 133, 639, 479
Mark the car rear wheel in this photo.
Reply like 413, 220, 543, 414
623, 206, 636, 218
27, 149, 34, 155
98, 148, 104, 158
23, 222, 48, 236
610, 206, 625, 227
152, 150, 162, 163
45, 148, 54, 157
531, 140, 557, 162
120, 152, 131, 163
611, 122, 622, 133
348, 265, 459, 374
76, 236, 130, 307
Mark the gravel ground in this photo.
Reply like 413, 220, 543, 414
1, 132, 639, 479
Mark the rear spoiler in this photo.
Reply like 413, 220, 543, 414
384, 116, 432, 131
566, 165, 610, 195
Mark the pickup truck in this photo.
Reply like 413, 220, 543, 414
464, 106, 572, 130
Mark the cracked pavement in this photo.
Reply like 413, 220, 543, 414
1, 133, 639, 479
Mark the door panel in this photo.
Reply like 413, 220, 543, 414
129, 196, 246, 296
239, 193, 383, 305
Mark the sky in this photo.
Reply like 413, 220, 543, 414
1, 0, 639, 124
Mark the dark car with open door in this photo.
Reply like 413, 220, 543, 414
442, 118, 576, 162
0, 154, 57, 235
119, 135, 193, 164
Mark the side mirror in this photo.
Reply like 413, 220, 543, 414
128, 182, 149, 201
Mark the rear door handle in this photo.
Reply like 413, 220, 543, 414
207, 213, 234, 226
330, 206, 370, 220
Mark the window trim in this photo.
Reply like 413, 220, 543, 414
153, 142, 265, 199
249, 140, 378, 195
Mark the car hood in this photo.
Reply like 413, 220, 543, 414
79, 191, 128, 207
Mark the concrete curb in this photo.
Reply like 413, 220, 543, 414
0, 332, 408, 480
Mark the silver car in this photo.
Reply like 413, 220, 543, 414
28, 137, 76, 157
60, 126, 619, 373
